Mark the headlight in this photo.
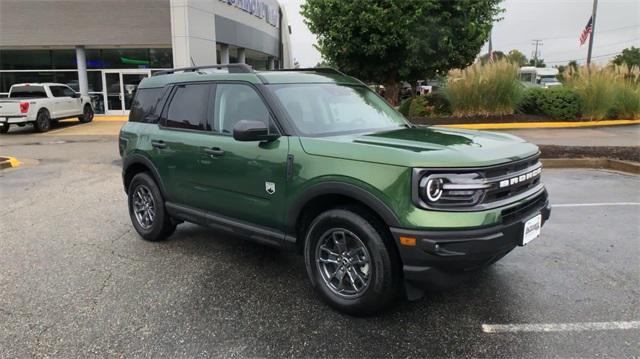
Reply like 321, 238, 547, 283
417, 173, 489, 208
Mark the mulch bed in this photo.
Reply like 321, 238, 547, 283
539, 145, 640, 163
410, 114, 588, 125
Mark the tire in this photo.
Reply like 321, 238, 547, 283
304, 207, 402, 316
79, 104, 94, 123
34, 110, 51, 132
0, 123, 9, 134
127, 172, 176, 241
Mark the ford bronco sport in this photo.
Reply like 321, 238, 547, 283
119, 65, 551, 315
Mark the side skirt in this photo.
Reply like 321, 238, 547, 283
165, 202, 295, 251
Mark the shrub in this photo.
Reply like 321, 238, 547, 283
536, 88, 582, 120
398, 97, 413, 116
425, 92, 451, 115
519, 88, 545, 114
444, 60, 523, 116
562, 64, 640, 120
408, 96, 431, 118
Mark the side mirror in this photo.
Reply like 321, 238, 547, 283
72, 92, 81, 98
232, 120, 279, 142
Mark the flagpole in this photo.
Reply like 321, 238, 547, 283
586, 0, 598, 65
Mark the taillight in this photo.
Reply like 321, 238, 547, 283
20, 102, 29, 113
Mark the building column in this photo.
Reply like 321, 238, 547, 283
268, 56, 275, 70
75, 46, 89, 96
237, 48, 246, 64
219, 44, 230, 64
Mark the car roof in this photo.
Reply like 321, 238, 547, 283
11, 83, 69, 87
139, 68, 363, 89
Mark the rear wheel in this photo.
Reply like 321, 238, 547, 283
127, 172, 176, 241
0, 123, 9, 134
304, 207, 401, 316
34, 110, 51, 132
79, 104, 94, 123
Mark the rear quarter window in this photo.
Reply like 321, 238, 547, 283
9, 86, 47, 98
129, 88, 164, 123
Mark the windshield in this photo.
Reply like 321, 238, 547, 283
269, 84, 407, 136
539, 76, 559, 83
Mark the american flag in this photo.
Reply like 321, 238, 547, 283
579, 17, 593, 46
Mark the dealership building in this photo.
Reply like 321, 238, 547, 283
0, 0, 293, 114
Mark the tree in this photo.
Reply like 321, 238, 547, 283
478, 50, 506, 64
612, 47, 640, 69
301, 0, 502, 104
528, 58, 546, 67
506, 49, 528, 66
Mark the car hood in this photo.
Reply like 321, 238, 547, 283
298, 126, 539, 168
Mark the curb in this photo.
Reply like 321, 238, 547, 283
94, 115, 128, 122
541, 158, 640, 175
438, 119, 640, 130
0, 156, 20, 170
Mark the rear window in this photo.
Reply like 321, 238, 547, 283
129, 88, 164, 123
9, 86, 47, 98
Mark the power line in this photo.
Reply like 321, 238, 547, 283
544, 37, 640, 56
497, 24, 639, 48
545, 51, 622, 64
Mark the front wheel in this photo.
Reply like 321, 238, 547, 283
304, 207, 402, 316
127, 172, 176, 241
79, 104, 94, 123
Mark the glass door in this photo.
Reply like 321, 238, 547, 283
103, 70, 151, 115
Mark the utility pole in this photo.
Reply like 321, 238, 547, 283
586, 0, 599, 65
532, 39, 543, 67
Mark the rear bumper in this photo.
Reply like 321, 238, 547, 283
391, 191, 551, 288
0, 115, 31, 124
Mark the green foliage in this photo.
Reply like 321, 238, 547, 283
398, 97, 413, 116
301, 0, 503, 103
403, 93, 451, 118
609, 82, 640, 119
519, 88, 545, 114
536, 88, 582, 120
506, 49, 528, 67
528, 58, 546, 67
612, 47, 640, 70
444, 60, 523, 116
408, 96, 431, 118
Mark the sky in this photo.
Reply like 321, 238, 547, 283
280, 0, 640, 67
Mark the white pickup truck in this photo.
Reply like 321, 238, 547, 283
0, 83, 94, 133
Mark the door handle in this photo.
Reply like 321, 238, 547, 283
204, 147, 225, 157
151, 140, 167, 149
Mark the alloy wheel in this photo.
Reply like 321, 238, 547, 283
132, 185, 156, 229
315, 228, 371, 298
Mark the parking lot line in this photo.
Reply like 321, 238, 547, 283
553, 202, 640, 208
482, 321, 640, 333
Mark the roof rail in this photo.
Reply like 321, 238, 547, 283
153, 64, 253, 76
272, 67, 348, 76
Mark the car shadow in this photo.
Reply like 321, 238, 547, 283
2, 119, 85, 135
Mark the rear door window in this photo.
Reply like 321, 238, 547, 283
163, 84, 212, 131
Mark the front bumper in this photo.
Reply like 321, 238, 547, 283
391, 191, 551, 288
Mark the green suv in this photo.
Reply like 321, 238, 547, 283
119, 65, 551, 315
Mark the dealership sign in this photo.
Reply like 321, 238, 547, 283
222, 0, 280, 28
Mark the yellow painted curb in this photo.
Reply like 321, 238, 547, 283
0, 156, 20, 169
438, 119, 640, 130
94, 115, 128, 122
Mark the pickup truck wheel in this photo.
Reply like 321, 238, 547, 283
127, 172, 176, 241
304, 208, 401, 316
79, 105, 94, 123
34, 110, 51, 132
0, 123, 9, 134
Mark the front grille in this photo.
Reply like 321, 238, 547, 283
501, 190, 548, 224
479, 154, 542, 205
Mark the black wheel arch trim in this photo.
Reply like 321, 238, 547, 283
286, 181, 401, 236
122, 153, 169, 200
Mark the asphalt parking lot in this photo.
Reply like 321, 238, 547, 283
1, 123, 639, 358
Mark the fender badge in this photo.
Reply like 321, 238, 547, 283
265, 182, 276, 195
